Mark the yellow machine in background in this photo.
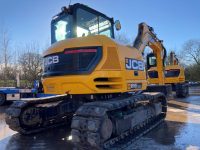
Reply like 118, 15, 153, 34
148, 51, 189, 97
6, 3, 169, 149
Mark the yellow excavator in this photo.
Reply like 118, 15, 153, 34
6, 3, 169, 149
147, 51, 189, 97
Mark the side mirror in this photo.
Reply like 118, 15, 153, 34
115, 20, 121, 31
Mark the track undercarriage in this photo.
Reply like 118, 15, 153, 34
6, 92, 167, 149
175, 83, 189, 98
6, 95, 78, 134
71, 92, 167, 149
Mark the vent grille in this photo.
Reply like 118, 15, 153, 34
94, 77, 122, 89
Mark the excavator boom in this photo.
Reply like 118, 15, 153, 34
169, 51, 179, 65
134, 23, 166, 85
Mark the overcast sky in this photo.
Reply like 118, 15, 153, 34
0, 0, 200, 53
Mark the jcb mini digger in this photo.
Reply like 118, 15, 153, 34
6, 3, 169, 149
147, 51, 189, 97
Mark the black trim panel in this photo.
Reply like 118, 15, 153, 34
43, 46, 102, 78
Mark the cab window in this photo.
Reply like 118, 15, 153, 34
76, 8, 112, 38
51, 15, 73, 43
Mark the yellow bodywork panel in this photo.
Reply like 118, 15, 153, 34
165, 65, 185, 83
43, 35, 147, 95
148, 65, 185, 85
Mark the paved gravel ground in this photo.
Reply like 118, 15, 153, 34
0, 94, 200, 150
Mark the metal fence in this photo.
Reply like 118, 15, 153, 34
0, 80, 33, 88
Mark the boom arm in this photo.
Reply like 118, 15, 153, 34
133, 22, 166, 85
169, 51, 179, 65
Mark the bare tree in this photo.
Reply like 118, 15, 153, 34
182, 39, 200, 66
18, 43, 43, 87
115, 33, 132, 46
185, 64, 200, 81
0, 27, 12, 86
179, 39, 200, 81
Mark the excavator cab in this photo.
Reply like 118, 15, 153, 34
51, 3, 115, 44
43, 3, 148, 95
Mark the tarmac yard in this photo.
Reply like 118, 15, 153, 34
0, 93, 200, 150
